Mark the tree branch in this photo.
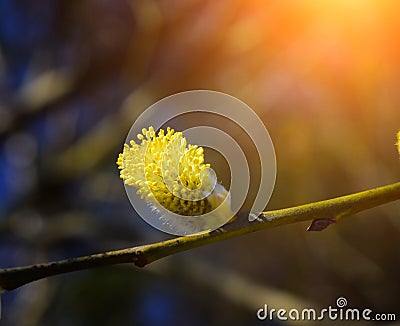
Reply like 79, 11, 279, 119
1, 182, 399, 292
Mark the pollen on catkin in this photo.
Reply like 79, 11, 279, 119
117, 126, 215, 216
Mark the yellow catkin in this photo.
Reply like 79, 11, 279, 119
117, 127, 214, 215
397, 130, 400, 155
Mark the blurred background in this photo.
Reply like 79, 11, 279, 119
0, 0, 399, 325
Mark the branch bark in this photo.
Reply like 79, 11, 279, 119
1, 182, 399, 292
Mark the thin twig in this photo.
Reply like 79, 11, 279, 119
0, 182, 399, 292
